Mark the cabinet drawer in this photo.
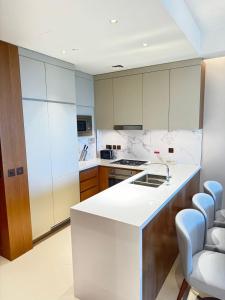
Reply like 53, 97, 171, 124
80, 186, 99, 201
80, 177, 99, 192
80, 167, 98, 182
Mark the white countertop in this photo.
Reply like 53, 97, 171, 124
79, 158, 159, 171
73, 162, 200, 229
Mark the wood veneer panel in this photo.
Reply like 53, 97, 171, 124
80, 186, 99, 201
99, 166, 110, 191
0, 41, 32, 260
142, 172, 200, 300
80, 166, 98, 182
80, 177, 99, 193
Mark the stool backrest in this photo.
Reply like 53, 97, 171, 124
204, 181, 223, 211
192, 193, 215, 229
175, 209, 205, 280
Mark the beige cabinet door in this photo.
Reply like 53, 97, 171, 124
143, 70, 169, 129
113, 74, 142, 125
94, 78, 114, 129
169, 65, 201, 130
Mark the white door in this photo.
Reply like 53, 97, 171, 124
23, 100, 53, 239
47, 102, 80, 225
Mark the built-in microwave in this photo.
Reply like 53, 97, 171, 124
77, 115, 92, 136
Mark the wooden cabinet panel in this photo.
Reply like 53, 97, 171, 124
80, 186, 99, 201
94, 79, 114, 129
80, 167, 98, 182
46, 64, 75, 103
142, 172, 200, 300
169, 65, 202, 130
0, 41, 32, 260
143, 70, 169, 129
80, 177, 99, 192
76, 75, 94, 107
79, 167, 99, 201
113, 74, 142, 125
19, 56, 46, 100
99, 166, 109, 191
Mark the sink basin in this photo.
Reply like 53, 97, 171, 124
131, 174, 167, 188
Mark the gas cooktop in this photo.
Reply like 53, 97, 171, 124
111, 159, 148, 166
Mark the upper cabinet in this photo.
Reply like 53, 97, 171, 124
94, 78, 114, 129
94, 60, 204, 130
45, 64, 76, 103
113, 74, 142, 125
19, 56, 46, 100
76, 75, 94, 107
169, 65, 203, 130
143, 70, 169, 130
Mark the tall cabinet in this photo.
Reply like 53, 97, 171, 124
20, 49, 80, 240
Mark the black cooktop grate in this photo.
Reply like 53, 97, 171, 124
112, 159, 147, 166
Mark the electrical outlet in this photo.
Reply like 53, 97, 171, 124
113, 145, 117, 150
8, 168, 15, 177
117, 145, 121, 150
168, 148, 174, 153
106, 145, 112, 150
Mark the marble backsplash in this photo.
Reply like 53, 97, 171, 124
78, 136, 96, 161
97, 130, 203, 165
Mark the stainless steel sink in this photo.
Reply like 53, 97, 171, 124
131, 174, 167, 188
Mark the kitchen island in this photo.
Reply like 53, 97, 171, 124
71, 164, 200, 300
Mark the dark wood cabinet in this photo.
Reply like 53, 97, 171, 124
0, 41, 32, 260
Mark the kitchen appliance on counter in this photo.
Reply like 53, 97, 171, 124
77, 115, 92, 136
100, 149, 114, 160
112, 159, 147, 166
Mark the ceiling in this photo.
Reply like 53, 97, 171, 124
0, 0, 225, 74
185, 0, 225, 32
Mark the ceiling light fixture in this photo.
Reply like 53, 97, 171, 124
61, 49, 66, 54
110, 19, 118, 24
143, 42, 148, 47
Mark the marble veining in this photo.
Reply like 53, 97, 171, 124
97, 130, 202, 165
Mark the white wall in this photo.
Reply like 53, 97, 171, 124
201, 57, 225, 192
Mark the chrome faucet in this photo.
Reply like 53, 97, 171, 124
149, 162, 171, 182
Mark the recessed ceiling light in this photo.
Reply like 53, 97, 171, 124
110, 19, 118, 24
143, 42, 148, 47
62, 49, 66, 54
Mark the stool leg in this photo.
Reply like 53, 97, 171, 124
177, 279, 189, 300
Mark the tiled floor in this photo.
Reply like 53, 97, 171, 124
0, 226, 197, 300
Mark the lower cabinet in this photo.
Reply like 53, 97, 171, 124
80, 167, 99, 201
23, 100, 80, 240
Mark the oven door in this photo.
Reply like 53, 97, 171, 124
108, 168, 139, 187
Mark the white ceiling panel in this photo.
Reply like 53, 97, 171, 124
0, 0, 198, 74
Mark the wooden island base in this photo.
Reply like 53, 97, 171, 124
143, 172, 200, 300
